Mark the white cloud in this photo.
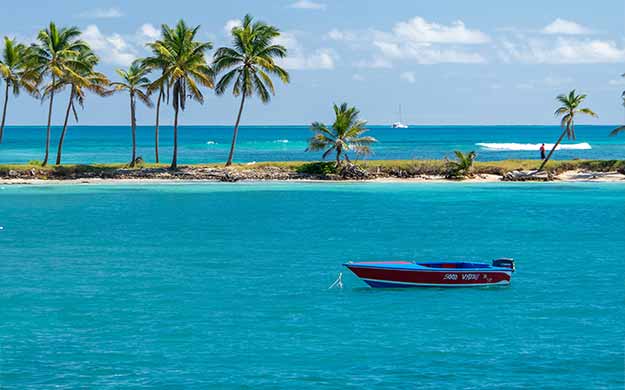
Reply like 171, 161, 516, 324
224, 19, 242, 34
326, 29, 357, 41
542, 19, 592, 35
501, 37, 625, 64
327, 16, 489, 66
135, 23, 160, 45
288, 0, 326, 10
82, 25, 137, 66
400, 71, 416, 83
354, 57, 392, 69
77, 7, 123, 19
274, 32, 336, 70
392, 16, 490, 44
609, 77, 625, 86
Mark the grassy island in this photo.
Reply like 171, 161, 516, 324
1, 159, 624, 183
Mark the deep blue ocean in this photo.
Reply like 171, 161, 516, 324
1, 182, 624, 389
0, 125, 623, 164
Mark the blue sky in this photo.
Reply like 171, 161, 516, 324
1, 0, 624, 125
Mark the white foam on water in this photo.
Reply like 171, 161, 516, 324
206, 141, 217, 145
476, 142, 592, 151
274, 139, 289, 143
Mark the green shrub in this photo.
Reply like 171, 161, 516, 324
296, 162, 336, 175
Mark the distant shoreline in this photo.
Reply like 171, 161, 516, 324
1, 159, 624, 184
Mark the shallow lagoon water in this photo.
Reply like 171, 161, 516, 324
1, 182, 624, 389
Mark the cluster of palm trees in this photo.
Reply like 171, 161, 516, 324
0, 15, 290, 168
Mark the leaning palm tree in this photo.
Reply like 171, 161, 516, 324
145, 20, 213, 169
213, 14, 290, 166
31, 22, 89, 166
306, 103, 377, 166
110, 62, 153, 166
609, 74, 625, 137
54, 48, 109, 165
538, 90, 597, 171
0, 37, 39, 143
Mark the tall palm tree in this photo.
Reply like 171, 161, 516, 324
213, 14, 290, 166
145, 20, 213, 169
306, 103, 377, 166
0, 37, 39, 143
140, 55, 166, 164
110, 62, 153, 166
609, 73, 625, 137
32, 22, 89, 166
539, 90, 597, 171
54, 48, 109, 165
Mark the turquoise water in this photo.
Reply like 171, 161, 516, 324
1, 182, 624, 389
0, 125, 623, 164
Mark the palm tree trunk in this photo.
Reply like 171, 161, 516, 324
335, 146, 341, 167
154, 89, 161, 164
171, 104, 179, 169
130, 92, 137, 167
225, 93, 247, 166
0, 82, 10, 144
538, 125, 569, 172
55, 87, 75, 165
42, 75, 56, 167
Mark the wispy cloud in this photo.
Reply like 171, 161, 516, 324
542, 18, 592, 35
274, 32, 336, 70
224, 19, 242, 34
288, 0, 326, 10
77, 7, 123, 19
500, 37, 625, 64
328, 16, 490, 66
400, 71, 416, 84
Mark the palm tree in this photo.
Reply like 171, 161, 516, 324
446, 151, 477, 179
145, 20, 213, 169
110, 62, 153, 166
32, 22, 89, 166
306, 103, 377, 166
213, 14, 290, 166
538, 90, 597, 171
54, 48, 109, 165
0, 37, 39, 143
609, 73, 625, 137
140, 55, 166, 164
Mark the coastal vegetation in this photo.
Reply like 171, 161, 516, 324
32, 22, 90, 166
306, 103, 378, 166
1, 159, 623, 182
110, 63, 153, 166
0, 37, 38, 144
0, 22, 623, 175
213, 14, 290, 166
445, 151, 477, 179
610, 73, 625, 137
144, 20, 214, 169
539, 90, 597, 171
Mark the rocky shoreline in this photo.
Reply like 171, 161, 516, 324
1, 164, 624, 183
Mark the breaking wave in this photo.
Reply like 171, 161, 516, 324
476, 142, 592, 151
274, 139, 289, 143
206, 141, 217, 145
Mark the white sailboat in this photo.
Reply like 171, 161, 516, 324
391, 105, 408, 128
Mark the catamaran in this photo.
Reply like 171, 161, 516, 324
391, 105, 408, 128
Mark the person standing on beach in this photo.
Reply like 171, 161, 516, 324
540, 143, 546, 160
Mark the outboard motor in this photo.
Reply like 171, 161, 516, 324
492, 258, 515, 272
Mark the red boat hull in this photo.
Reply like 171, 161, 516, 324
345, 265, 511, 287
